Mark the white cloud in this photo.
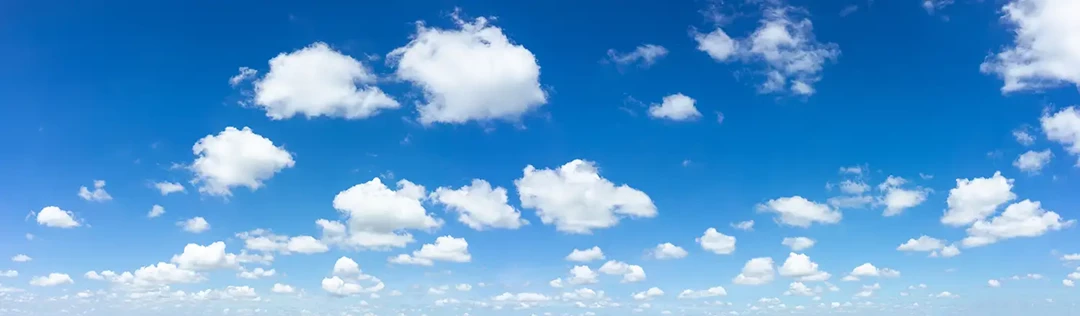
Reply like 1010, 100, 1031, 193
677, 286, 727, 299
567, 266, 599, 285
228, 66, 257, 86
388, 11, 546, 125
839, 165, 864, 175
566, 246, 605, 262
650, 243, 688, 260
941, 172, 1016, 226
147, 204, 165, 218
827, 195, 873, 209
607, 44, 669, 67
11, 254, 31, 262
332, 256, 361, 276
733, 257, 775, 285
897, 235, 945, 252
87, 262, 204, 288
77, 180, 112, 202
731, 220, 755, 231
250, 42, 397, 120
190, 126, 295, 196
549, 278, 563, 288
389, 236, 471, 266
935, 291, 957, 298
321, 276, 383, 296
170, 242, 239, 271
785, 282, 815, 296
781, 237, 816, 251
779, 253, 830, 281
694, 28, 738, 61
922, 0, 954, 14
178, 217, 210, 233
515, 159, 656, 234
324, 178, 441, 249
838, 180, 870, 195
988, 279, 1001, 287
271, 283, 295, 294
29, 273, 73, 287
1065, 279, 1075, 287
648, 93, 701, 121
980, 0, 1080, 92
633, 287, 665, 301
961, 199, 1074, 247
1042, 106, 1080, 165
432, 179, 527, 230
154, 182, 185, 195
0, 270, 16, 277
1014, 150, 1053, 173
236, 229, 329, 255
757, 196, 841, 227
237, 267, 275, 279
1062, 253, 1080, 261
697, 228, 736, 254
598, 260, 646, 283
1014, 129, 1036, 146
934, 245, 962, 258
877, 176, 930, 217
36, 206, 81, 228
456, 283, 472, 291
847, 263, 900, 279
695, 6, 839, 95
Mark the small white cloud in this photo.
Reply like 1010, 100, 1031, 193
271, 283, 295, 294
29, 273, 73, 287
565, 246, 605, 262
11, 254, 31, 262
677, 286, 727, 299
567, 265, 599, 285
648, 93, 701, 121
1065, 279, 1075, 287
961, 200, 1074, 247
190, 127, 295, 197
170, 241, 238, 271
229, 67, 257, 87
733, 257, 775, 285
515, 159, 656, 234
0, 270, 17, 277
757, 196, 841, 227
782, 237, 816, 251
649, 243, 689, 260
1013, 129, 1036, 146
941, 172, 1016, 226
147, 204, 166, 218
154, 182, 186, 195
988, 279, 1001, 287
697, 228, 736, 255
633, 287, 665, 301
1014, 150, 1053, 174
598, 260, 646, 283
178, 217, 210, 233
77, 180, 112, 202
1042, 107, 1080, 165
896, 235, 945, 252
431, 179, 527, 230
388, 236, 471, 266
607, 44, 669, 67
731, 220, 755, 231
36, 206, 81, 228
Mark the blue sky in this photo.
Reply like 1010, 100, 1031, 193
2, 0, 1080, 315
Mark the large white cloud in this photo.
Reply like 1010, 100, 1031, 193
940, 172, 1016, 226
431, 179, 527, 230
733, 257, 775, 285
757, 196, 841, 227
696, 228, 736, 255
388, 11, 546, 125
190, 126, 295, 196
962, 200, 1074, 247
322, 178, 442, 249
979, 0, 1080, 92
694, 5, 839, 96
388, 236, 471, 266
250, 42, 398, 120
648, 93, 701, 121
515, 159, 656, 234
36, 206, 81, 228
1042, 106, 1080, 165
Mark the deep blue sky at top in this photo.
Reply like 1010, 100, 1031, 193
0, 0, 1078, 310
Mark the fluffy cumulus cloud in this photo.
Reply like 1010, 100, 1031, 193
169, 242, 239, 271
678, 286, 727, 299
598, 260, 646, 283
35, 206, 81, 228
1013, 150, 1053, 173
515, 159, 656, 234
567, 265, 599, 285
565, 246, 605, 262
250, 42, 398, 120
846, 263, 900, 280
1041, 106, 1080, 165
633, 287, 665, 301
781, 237, 815, 251
178, 217, 210, 233
697, 228, 736, 255
778, 253, 831, 281
190, 126, 295, 196
980, 0, 1080, 92
388, 236, 471, 266
962, 200, 1074, 247
235, 229, 329, 255
733, 257, 776, 285
11, 254, 31, 262
321, 178, 442, 249
876, 176, 930, 217
29, 273, 73, 287
322, 256, 384, 296
648, 93, 701, 121
431, 179, 527, 230
694, 5, 839, 95
649, 243, 688, 260
86, 262, 204, 288
388, 11, 546, 125
154, 181, 185, 195
271, 283, 295, 294
757, 196, 841, 227
941, 172, 1016, 226
896, 235, 945, 252
147, 204, 165, 218
77, 180, 112, 202
607, 44, 668, 68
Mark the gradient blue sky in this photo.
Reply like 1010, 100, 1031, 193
2, 0, 1079, 315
